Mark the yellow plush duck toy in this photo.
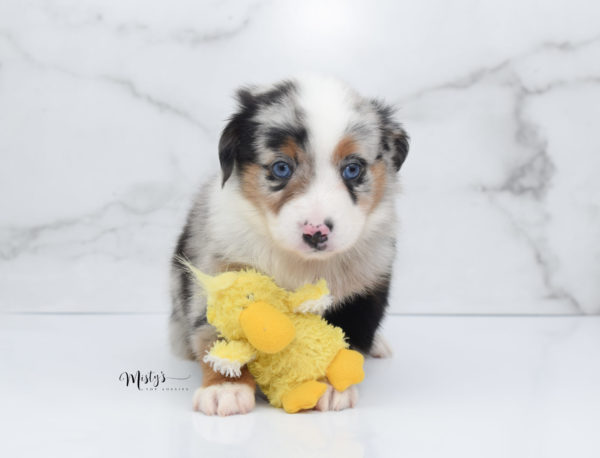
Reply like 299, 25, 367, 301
184, 264, 365, 413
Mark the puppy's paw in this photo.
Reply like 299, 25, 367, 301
315, 384, 358, 412
193, 382, 255, 416
369, 333, 393, 358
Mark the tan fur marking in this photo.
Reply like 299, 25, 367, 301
267, 167, 311, 214
368, 161, 387, 213
240, 164, 264, 210
357, 162, 387, 213
239, 151, 312, 216
200, 358, 256, 389
280, 138, 298, 160
270, 141, 312, 214
332, 136, 357, 164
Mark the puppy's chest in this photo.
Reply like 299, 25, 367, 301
231, 261, 372, 304
277, 272, 364, 303
214, 244, 386, 303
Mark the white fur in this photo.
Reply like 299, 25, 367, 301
296, 75, 356, 156
265, 77, 375, 258
369, 332, 393, 358
267, 166, 367, 257
315, 384, 359, 411
193, 383, 255, 416
206, 176, 396, 299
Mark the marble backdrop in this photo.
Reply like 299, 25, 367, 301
1, 0, 599, 314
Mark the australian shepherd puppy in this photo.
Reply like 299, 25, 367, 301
170, 75, 409, 416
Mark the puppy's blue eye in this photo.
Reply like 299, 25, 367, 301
342, 163, 362, 180
272, 161, 292, 179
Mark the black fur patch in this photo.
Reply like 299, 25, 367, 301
345, 184, 358, 204
219, 81, 300, 186
173, 224, 208, 329
193, 315, 207, 328
218, 109, 258, 186
323, 275, 391, 353
173, 221, 193, 316
392, 135, 409, 171
268, 181, 288, 192
371, 99, 410, 171
340, 155, 367, 204
264, 125, 307, 151
253, 80, 296, 106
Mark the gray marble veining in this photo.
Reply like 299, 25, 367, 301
1, 0, 598, 313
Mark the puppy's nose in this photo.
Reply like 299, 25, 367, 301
302, 220, 332, 250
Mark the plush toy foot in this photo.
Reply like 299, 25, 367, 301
281, 380, 328, 413
326, 349, 365, 392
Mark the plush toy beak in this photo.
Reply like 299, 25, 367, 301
239, 301, 296, 354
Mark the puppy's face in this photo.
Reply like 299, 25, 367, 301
219, 77, 409, 260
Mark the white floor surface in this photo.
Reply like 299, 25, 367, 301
1, 314, 599, 458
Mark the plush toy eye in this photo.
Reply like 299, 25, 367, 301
246, 293, 255, 301
342, 162, 362, 180
272, 161, 292, 179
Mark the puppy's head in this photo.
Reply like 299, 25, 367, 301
219, 76, 409, 259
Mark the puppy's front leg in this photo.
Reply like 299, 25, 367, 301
369, 332, 393, 358
191, 332, 256, 416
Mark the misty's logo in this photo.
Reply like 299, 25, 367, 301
119, 370, 191, 391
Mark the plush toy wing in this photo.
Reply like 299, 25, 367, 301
203, 340, 257, 378
288, 279, 333, 315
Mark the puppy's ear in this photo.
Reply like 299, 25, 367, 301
218, 88, 257, 187
371, 100, 410, 171
389, 126, 409, 171
218, 117, 240, 186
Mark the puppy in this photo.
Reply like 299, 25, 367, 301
170, 75, 409, 416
